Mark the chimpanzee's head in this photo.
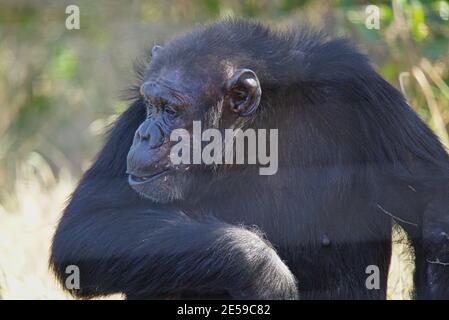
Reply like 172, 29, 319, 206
126, 36, 262, 203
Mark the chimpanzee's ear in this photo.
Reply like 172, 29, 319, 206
225, 69, 261, 116
151, 45, 163, 58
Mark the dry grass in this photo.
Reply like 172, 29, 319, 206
388, 226, 414, 300
0, 170, 74, 299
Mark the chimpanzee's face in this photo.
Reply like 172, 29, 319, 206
126, 45, 261, 203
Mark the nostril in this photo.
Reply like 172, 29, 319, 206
137, 127, 151, 141
139, 133, 150, 141
135, 118, 163, 146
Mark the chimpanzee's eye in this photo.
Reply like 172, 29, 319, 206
165, 105, 178, 117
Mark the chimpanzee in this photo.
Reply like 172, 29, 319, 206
50, 19, 449, 299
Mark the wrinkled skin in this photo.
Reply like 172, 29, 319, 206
126, 50, 262, 203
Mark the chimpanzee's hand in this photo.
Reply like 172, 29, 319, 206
217, 228, 299, 300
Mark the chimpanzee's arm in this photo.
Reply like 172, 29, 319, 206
51, 207, 297, 299
50, 99, 297, 299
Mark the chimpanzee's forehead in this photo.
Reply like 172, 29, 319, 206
142, 20, 273, 99
144, 52, 232, 101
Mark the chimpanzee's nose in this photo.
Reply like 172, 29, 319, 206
135, 119, 164, 149
136, 124, 150, 141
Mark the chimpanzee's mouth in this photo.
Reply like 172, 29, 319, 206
128, 169, 170, 185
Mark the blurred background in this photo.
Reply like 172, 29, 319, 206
0, 0, 448, 299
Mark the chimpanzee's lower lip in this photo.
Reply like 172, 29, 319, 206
128, 170, 170, 185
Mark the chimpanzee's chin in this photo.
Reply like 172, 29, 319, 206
136, 190, 173, 203
128, 174, 184, 203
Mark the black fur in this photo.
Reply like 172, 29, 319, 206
50, 19, 449, 299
